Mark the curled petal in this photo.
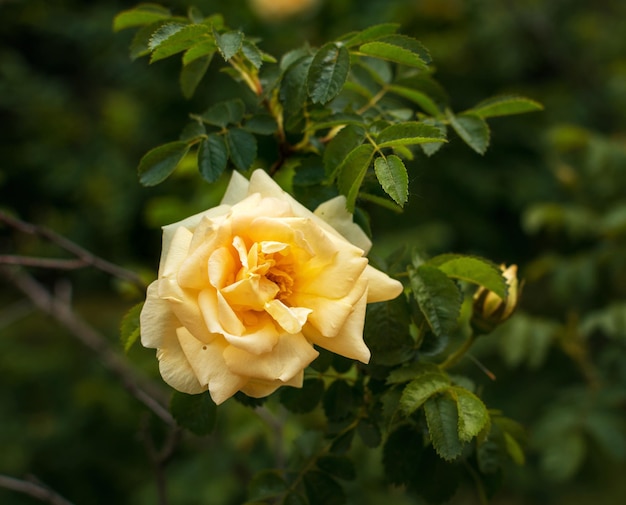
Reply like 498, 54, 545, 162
314, 195, 372, 253
240, 370, 304, 398
264, 299, 312, 334
156, 330, 204, 394
363, 265, 404, 303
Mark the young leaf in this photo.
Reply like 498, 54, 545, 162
337, 143, 375, 211
376, 122, 446, 148
424, 393, 464, 461
120, 302, 143, 353
226, 128, 257, 171
148, 23, 187, 51
451, 387, 490, 442
374, 155, 408, 206
138, 141, 190, 186
130, 21, 169, 60
150, 24, 209, 62
469, 94, 543, 118
200, 99, 245, 128
447, 111, 490, 155
180, 53, 211, 98
307, 43, 350, 105
359, 41, 428, 70
409, 265, 462, 337
113, 4, 172, 32
342, 23, 400, 48
214, 30, 243, 61
198, 134, 227, 183
388, 84, 441, 117
170, 391, 217, 435
183, 39, 217, 65
429, 254, 507, 298
323, 125, 366, 179
248, 470, 287, 501
378, 35, 431, 64
400, 371, 451, 415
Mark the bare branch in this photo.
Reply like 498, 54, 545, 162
0, 474, 74, 505
0, 211, 146, 290
0, 255, 88, 270
0, 266, 174, 426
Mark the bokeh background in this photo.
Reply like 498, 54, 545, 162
1, 0, 625, 503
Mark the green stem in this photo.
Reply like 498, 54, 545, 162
440, 334, 477, 370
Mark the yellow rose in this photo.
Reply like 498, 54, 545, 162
248, 0, 320, 22
140, 169, 403, 404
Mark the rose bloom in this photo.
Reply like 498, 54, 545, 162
140, 169, 403, 404
248, 0, 320, 22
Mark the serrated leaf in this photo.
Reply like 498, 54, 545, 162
226, 128, 257, 171
364, 298, 414, 366
138, 141, 190, 186
451, 387, 489, 442
120, 302, 143, 353
148, 22, 187, 51
323, 125, 365, 179
470, 94, 543, 118
113, 4, 171, 32
359, 41, 428, 70
388, 84, 441, 117
400, 372, 451, 415
129, 21, 169, 60
378, 35, 431, 64
214, 29, 243, 61
374, 155, 408, 206
183, 39, 217, 65
317, 455, 356, 481
424, 393, 464, 461
420, 121, 447, 157
386, 362, 442, 384
447, 111, 490, 154
180, 54, 211, 99
200, 99, 245, 128
150, 24, 209, 62
376, 122, 446, 148
303, 471, 346, 505
170, 391, 216, 435
198, 134, 227, 183
409, 265, 462, 337
337, 143, 375, 212
323, 380, 357, 422
307, 43, 350, 105
429, 254, 507, 298
280, 55, 313, 113
279, 378, 324, 414
179, 121, 206, 141
383, 424, 424, 486
242, 40, 263, 69
248, 470, 287, 501
243, 114, 278, 135
342, 23, 400, 47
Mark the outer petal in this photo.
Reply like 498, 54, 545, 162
159, 226, 193, 278
223, 332, 319, 382
240, 370, 304, 398
314, 195, 372, 253
363, 265, 404, 303
140, 281, 179, 349
177, 327, 247, 404
303, 286, 371, 363
220, 169, 250, 205
156, 330, 204, 394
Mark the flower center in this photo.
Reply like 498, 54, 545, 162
266, 264, 294, 301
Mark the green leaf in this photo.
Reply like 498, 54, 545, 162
138, 141, 190, 186
359, 41, 428, 70
198, 134, 227, 183
424, 393, 464, 461
364, 298, 414, 366
214, 30, 243, 61
323, 380, 358, 422
150, 24, 209, 62
470, 94, 543, 118
323, 125, 365, 179
179, 121, 206, 141
180, 53, 211, 99
540, 430, 586, 481
409, 265, 462, 337
400, 372, 451, 415
388, 84, 441, 117
280, 56, 313, 113
200, 99, 245, 128
120, 302, 143, 353
113, 4, 171, 32
183, 39, 217, 65
170, 391, 217, 435
279, 378, 324, 414
283, 492, 308, 505
317, 455, 356, 481
357, 419, 382, 448
386, 362, 442, 384
378, 35, 431, 64
226, 128, 257, 171
307, 43, 350, 104
447, 111, 490, 155
129, 21, 168, 60
248, 470, 287, 501
451, 387, 489, 442
376, 122, 446, 148
303, 471, 346, 505
342, 23, 400, 47
242, 40, 263, 69
383, 424, 424, 486
148, 22, 187, 51
429, 254, 507, 298
374, 155, 408, 206
243, 114, 278, 135
337, 144, 375, 212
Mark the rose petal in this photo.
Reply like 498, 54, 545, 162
217, 290, 246, 335
156, 329, 204, 394
220, 169, 250, 205
223, 332, 319, 382
207, 247, 237, 289
140, 281, 180, 349
222, 275, 279, 310
176, 327, 246, 404
264, 299, 312, 334
240, 370, 304, 398
363, 265, 404, 303
303, 287, 370, 363
314, 195, 372, 253
159, 226, 193, 278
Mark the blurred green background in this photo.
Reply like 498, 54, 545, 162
1, 0, 625, 503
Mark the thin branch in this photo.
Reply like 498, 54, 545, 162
0, 266, 174, 426
0, 211, 145, 290
0, 255, 88, 270
0, 474, 74, 505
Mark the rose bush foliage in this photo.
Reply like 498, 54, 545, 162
140, 169, 403, 404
